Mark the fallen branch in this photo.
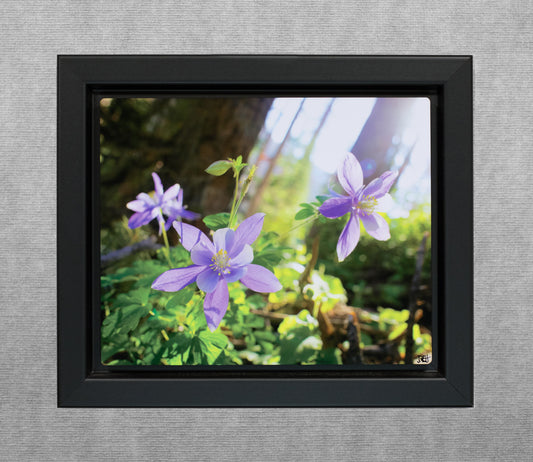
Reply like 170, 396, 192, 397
101, 236, 162, 267
250, 309, 289, 321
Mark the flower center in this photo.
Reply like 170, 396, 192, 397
356, 195, 378, 216
210, 249, 231, 276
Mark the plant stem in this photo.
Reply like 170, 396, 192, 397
276, 215, 319, 241
160, 221, 174, 268
228, 170, 240, 229
233, 167, 256, 221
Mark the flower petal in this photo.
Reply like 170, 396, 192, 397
162, 184, 180, 203
161, 201, 179, 219
178, 209, 201, 221
337, 213, 360, 262
152, 208, 164, 235
224, 266, 247, 283
363, 170, 398, 198
128, 210, 152, 229
136, 192, 155, 205
173, 222, 212, 252
176, 188, 184, 207
196, 268, 220, 293
337, 153, 364, 197
151, 207, 163, 221
203, 280, 230, 331
213, 228, 235, 252
126, 199, 150, 212
164, 216, 175, 231
240, 264, 282, 293
234, 213, 265, 247
191, 242, 215, 266
151, 265, 204, 292
319, 196, 352, 219
152, 172, 164, 198
230, 244, 254, 267
360, 213, 391, 241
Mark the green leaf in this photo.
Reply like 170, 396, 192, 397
233, 155, 246, 171
295, 207, 315, 220
315, 195, 330, 204
388, 322, 408, 340
185, 330, 229, 365
205, 160, 232, 176
154, 331, 192, 364
316, 348, 342, 365
253, 248, 284, 272
101, 342, 127, 363
168, 245, 192, 265
413, 323, 421, 340
199, 330, 228, 350
254, 330, 278, 343
166, 289, 194, 310
203, 212, 230, 231
245, 294, 267, 310
185, 300, 208, 333
244, 314, 265, 329
278, 310, 322, 364
102, 303, 150, 338
360, 332, 373, 346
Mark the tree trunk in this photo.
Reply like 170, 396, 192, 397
350, 98, 415, 182
100, 97, 273, 227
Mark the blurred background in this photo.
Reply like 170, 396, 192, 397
100, 96, 432, 365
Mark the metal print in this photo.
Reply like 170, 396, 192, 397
99, 96, 432, 367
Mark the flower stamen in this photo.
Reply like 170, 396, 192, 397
210, 249, 231, 275
357, 195, 378, 216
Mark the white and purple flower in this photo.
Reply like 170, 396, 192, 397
319, 153, 397, 262
151, 213, 282, 331
126, 172, 199, 234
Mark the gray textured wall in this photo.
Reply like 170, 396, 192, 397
1, 1, 532, 461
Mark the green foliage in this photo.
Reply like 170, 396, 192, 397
101, 200, 432, 366
100, 114, 432, 366
376, 307, 432, 360
301, 271, 347, 313
278, 310, 322, 364
101, 242, 229, 366
205, 156, 247, 178
203, 212, 231, 231
294, 195, 327, 221
205, 160, 232, 176
294, 204, 315, 221
316, 205, 431, 311
252, 231, 288, 272
230, 155, 246, 176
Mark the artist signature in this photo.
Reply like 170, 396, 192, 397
416, 354, 431, 364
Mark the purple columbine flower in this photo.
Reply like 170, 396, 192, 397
319, 153, 398, 262
126, 172, 199, 234
151, 213, 282, 331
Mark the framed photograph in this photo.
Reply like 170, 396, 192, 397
58, 55, 472, 407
